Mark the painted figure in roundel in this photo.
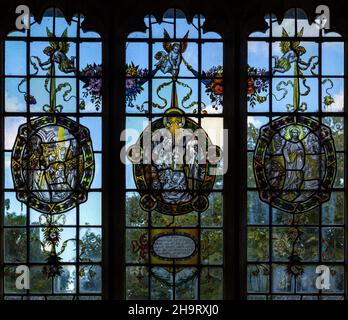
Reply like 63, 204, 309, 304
254, 116, 336, 213
12, 116, 95, 214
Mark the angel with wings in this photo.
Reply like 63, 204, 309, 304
272, 27, 306, 74
29, 27, 76, 76
44, 27, 76, 74
272, 27, 319, 76
154, 29, 189, 77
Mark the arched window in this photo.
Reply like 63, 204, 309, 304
125, 9, 224, 300
2, 8, 102, 299
247, 8, 345, 300
1, 1, 347, 303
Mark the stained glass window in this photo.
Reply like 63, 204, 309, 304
2, 8, 102, 300
247, 8, 345, 300
125, 9, 224, 300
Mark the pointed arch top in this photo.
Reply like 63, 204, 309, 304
7, 7, 101, 38
127, 8, 221, 40
249, 8, 341, 38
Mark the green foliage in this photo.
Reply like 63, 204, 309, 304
4, 199, 102, 295
247, 227, 269, 261
322, 228, 344, 261
126, 194, 148, 227
80, 229, 102, 262
247, 121, 259, 150
201, 230, 223, 264
126, 192, 224, 299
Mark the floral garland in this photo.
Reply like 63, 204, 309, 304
18, 62, 102, 112
247, 66, 269, 108
201, 65, 223, 112
81, 63, 103, 111
125, 62, 149, 111
124, 62, 223, 114
247, 66, 336, 111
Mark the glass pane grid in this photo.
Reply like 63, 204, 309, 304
125, 9, 223, 300
2, 8, 102, 300
247, 8, 345, 300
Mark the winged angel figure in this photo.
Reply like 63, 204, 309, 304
271, 27, 319, 111
272, 27, 317, 75
18, 27, 77, 112
154, 29, 189, 77
30, 27, 76, 74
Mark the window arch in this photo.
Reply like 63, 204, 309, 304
2, 7, 103, 299
1, 1, 347, 303
247, 8, 345, 300
125, 9, 224, 300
